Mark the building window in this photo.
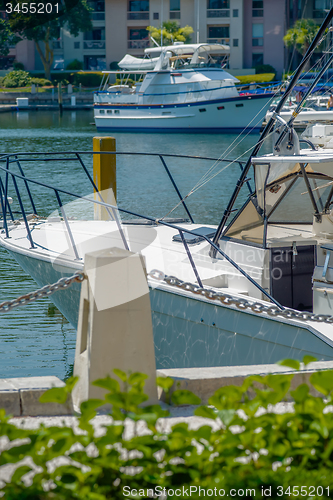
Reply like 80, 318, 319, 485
153, 12, 159, 19
74, 42, 80, 49
252, 53, 263, 67
84, 56, 106, 70
88, 0, 105, 19
170, 0, 180, 19
233, 9, 238, 17
313, 0, 330, 18
252, 0, 263, 17
207, 25, 230, 43
83, 29, 105, 49
128, 28, 150, 49
128, 0, 149, 19
233, 38, 238, 47
207, 0, 230, 18
252, 23, 263, 46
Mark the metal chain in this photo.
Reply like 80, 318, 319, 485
0, 272, 85, 313
148, 269, 333, 324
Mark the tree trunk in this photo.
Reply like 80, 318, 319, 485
34, 28, 54, 80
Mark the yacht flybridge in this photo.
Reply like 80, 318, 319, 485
3, 9, 333, 368
94, 42, 274, 132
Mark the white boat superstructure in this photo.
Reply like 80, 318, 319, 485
94, 42, 274, 132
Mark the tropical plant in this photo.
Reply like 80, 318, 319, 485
5, 0, 92, 80
147, 21, 193, 46
66, 59, 84, 71
283, 19, 324, 70
0, 18, 19, 57
1, 70, 31, 88
2, 358, 333, 498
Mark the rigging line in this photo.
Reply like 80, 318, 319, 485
188, 84, 284, 193
159, 128, 277, 221
188, 86, 283, 194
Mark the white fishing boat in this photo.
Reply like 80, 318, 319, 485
94, 42, 274, 132
2, 9, 333, 368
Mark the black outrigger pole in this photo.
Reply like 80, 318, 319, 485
210, 6, 333, 257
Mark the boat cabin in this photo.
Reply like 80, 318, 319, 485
221, 149, 333, 314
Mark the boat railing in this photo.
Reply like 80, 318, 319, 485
0, 151, 282, 309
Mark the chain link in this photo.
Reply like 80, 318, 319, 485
0, 272, 85, 313
148, 269, 333, 324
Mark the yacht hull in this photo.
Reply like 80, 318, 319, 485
8, 248, 333, 369
94, 94, 273, 132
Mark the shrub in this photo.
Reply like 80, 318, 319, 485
255, 64, 277, 77
110, 61, 119, 70
72, 71, 104, 87
13, 61, 25, 71
2, 357, 333, 498
66, 59, 84, 70
30, 77, 52, 86
2, 70, 31, 88
236, 73, 276, 84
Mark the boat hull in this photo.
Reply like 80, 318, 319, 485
8, 248, 333, 369
94, 94, 273, 132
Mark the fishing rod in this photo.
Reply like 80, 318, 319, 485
210, 6, 333, 257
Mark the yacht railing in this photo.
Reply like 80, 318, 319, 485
0, 151, 282, 309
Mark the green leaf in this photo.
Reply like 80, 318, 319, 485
156, 376, 174, 392
303, 355, 317, 366
39, 386, 68, 404
65, 376, 79, 392
278, 359, 300, 370
128, 372, 148, 386
171, 390, 201, 406
113, 368, 127, 382
194, 406, 218, 420
80, 398, 104, 415
290, 384, 309, 403
310, 370, 333, 396
11, 465, 32, 483
218, 409, 236, 426
92, 376, 120, 393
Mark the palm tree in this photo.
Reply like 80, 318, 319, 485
147, 21, 193, 46
283, 19, 324, 70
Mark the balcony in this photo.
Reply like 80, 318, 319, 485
207, 38, 230, 44
83, 40, 105, 49
207, 9, 230, 18
127, 11, 149, 20
92, 12, 105, 20
170, 11, 180, 19
128, 39, 150, 49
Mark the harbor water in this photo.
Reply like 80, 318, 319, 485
0, 110, 268, 380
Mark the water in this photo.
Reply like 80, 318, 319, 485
0, 109, 268, 380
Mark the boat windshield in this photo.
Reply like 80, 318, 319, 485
224, 172, 333, 244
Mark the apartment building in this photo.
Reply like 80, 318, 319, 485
7, 0, 331, 77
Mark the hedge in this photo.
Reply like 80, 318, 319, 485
235, 73, 276, 85
1, 357, 333, 499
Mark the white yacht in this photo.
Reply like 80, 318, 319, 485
2, 11, 333, 368
94, 42, 274, 132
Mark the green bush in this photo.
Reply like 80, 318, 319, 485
2, 70, 31, 88
66, 59, 84, 70
13, 61, 25, 71
2, 358, 333, 498
72, 71, 104, 87
255, 64, 277, 77
236, 73, 276, 84
30, 77, 52, 86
